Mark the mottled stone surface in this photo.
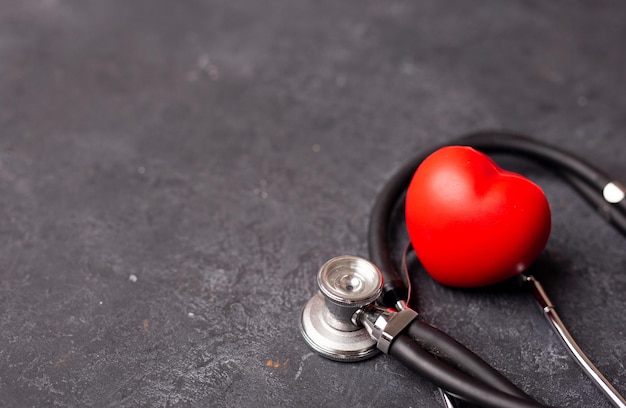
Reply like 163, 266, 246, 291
1, 1, 625, 407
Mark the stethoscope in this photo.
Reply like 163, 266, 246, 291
300, 131, 626, 408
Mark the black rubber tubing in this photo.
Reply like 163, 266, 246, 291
389, 334, 551, 408
407, 320, 532, 402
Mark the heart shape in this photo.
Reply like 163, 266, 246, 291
405, 146, 551, 287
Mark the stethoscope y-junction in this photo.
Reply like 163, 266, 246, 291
300, 131, 626, 408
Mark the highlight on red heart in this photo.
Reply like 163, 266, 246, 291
405, 146, 551, 287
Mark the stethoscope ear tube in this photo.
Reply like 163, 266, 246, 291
524, 275, 626, 408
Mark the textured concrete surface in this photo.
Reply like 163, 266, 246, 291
1, 1, 625, 407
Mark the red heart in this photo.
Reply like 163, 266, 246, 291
405, 146, 551, 287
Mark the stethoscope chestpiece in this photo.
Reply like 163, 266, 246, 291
299, 255, 383, 362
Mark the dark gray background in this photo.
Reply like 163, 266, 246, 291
1, 1, 625, 407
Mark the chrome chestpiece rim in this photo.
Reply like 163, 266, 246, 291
300, 255, 383, 362
318, 256, 382, 305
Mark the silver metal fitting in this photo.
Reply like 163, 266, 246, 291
356, 305, 418, 354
